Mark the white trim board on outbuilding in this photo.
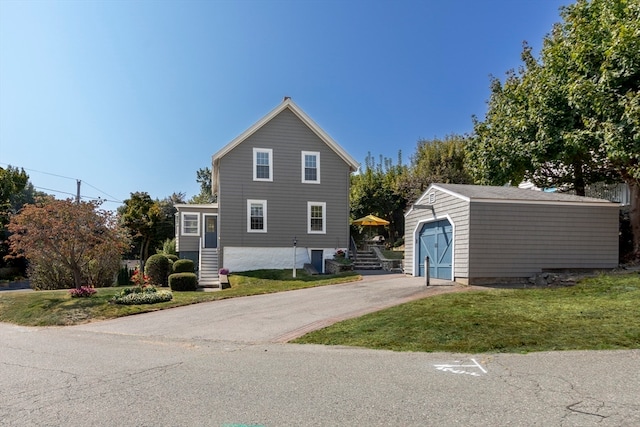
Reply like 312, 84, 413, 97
404, 184, 620, 285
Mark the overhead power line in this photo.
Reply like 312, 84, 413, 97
1, 162, 123, 203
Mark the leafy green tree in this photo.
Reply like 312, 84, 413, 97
398, 135, 473, 203
351, 152, 408, 245
0, 166, 50, 273
119, 192, 180, 262
0, 166, 28, 229
469, 0, 640, 257
189, 167, 216, 203
119, 192, 162, 262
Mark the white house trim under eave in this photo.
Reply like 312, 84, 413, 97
404, 184, 469, 217
211, 98, 359, 191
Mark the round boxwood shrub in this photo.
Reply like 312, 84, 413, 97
169, 272, 198, 291
145, 254, 172, 287
173, 259, 195, 273
166, 254, 179, 263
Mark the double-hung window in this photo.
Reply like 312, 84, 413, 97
307, 202, 326, 234
301, 151, 320, 183
253, 148, 273, 181
181, 213, 199, 236
247, 200, 267, 232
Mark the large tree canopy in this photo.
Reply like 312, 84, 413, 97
8, 199, 128, 289
469, 0, 640, 257
189, 167, 216, 204
350, 152, 407, 245
398, 135, 473, 203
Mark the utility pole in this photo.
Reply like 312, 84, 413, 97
76, 180, 81, 204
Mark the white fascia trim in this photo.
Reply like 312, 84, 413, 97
307, 201, 327, 234
301, 151, 321, 184
471, 199, 621, 208
405, 184, 468, 217
247, 199, 267, 233
212, 98, 359, 173
174, 203, 218, 209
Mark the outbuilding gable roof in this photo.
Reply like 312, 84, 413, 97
406, 183, 618, 216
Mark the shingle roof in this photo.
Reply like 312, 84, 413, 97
433, 183, 617, 205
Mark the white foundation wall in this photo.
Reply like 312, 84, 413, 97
223, 247, 339, 273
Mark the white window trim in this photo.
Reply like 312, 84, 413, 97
301, 151, 320, 184
253, 148, 273, 182
307, 201, 326, 234
247, 199, 267, 233
181, 212, 200, 236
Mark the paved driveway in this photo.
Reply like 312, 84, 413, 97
72, 272, 462, 342
2, 272, 639, 426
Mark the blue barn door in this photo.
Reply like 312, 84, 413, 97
418, 220, 452, 280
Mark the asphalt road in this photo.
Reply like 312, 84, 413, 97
1, 273, 639, 426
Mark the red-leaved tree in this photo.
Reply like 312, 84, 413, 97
7, 199, 129, 289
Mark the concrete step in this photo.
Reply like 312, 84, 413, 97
303, 263, 319, 275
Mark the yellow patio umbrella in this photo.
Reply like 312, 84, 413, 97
352, 214, 390, 243
351, 214, 390, 226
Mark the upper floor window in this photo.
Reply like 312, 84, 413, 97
308, 202, 326, 234
181, 213, 199, 236
247, 199, 267, 232
302, 151, 320, 183
253, 148, 273, 181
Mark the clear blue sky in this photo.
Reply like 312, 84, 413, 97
0, 0, 568, 209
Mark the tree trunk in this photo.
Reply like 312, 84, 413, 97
72, 267, 83, 289
574, 161, 586, 196
628, 180, 640, 261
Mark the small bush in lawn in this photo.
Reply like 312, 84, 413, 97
169, 272, 198, 291
145, 254, 172, 287
69, 286, 97, 298
117, 266, 132, 286
173, 259, 195, 274
130, 269, 150, 286
111, 285, 173, 305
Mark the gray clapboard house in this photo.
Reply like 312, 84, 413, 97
175, 98, 358, 286
404, 183, 619, 285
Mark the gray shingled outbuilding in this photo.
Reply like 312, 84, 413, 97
404, 184, 619, 285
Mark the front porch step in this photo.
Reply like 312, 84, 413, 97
199, 248, 219, 287
353, 250, 382, 270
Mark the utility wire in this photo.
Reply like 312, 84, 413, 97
33, 186, 121, 204
1, 162, 123, 203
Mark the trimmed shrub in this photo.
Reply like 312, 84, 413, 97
169, 272, 198, 291
145, 254, 172, 287
69, 286, 97, 298
111, 285, 173, 305
173, 259, 195, 274
166, 254, 179, 263
117, 266, 132, 286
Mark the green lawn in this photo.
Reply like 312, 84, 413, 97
0, 269, 360, 326
381, 249, 404, 260
294, 273, 640, 353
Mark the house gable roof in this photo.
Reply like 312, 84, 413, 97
212, 98, 359, 188
406, 183, 618, 216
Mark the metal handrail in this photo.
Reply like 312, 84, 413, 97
349, 235, 358, 261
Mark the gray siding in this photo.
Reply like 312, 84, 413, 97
468, 202, 619, 277
405, 189, 470, 279
174, 205, 218, 253
218, 108, 351, 252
